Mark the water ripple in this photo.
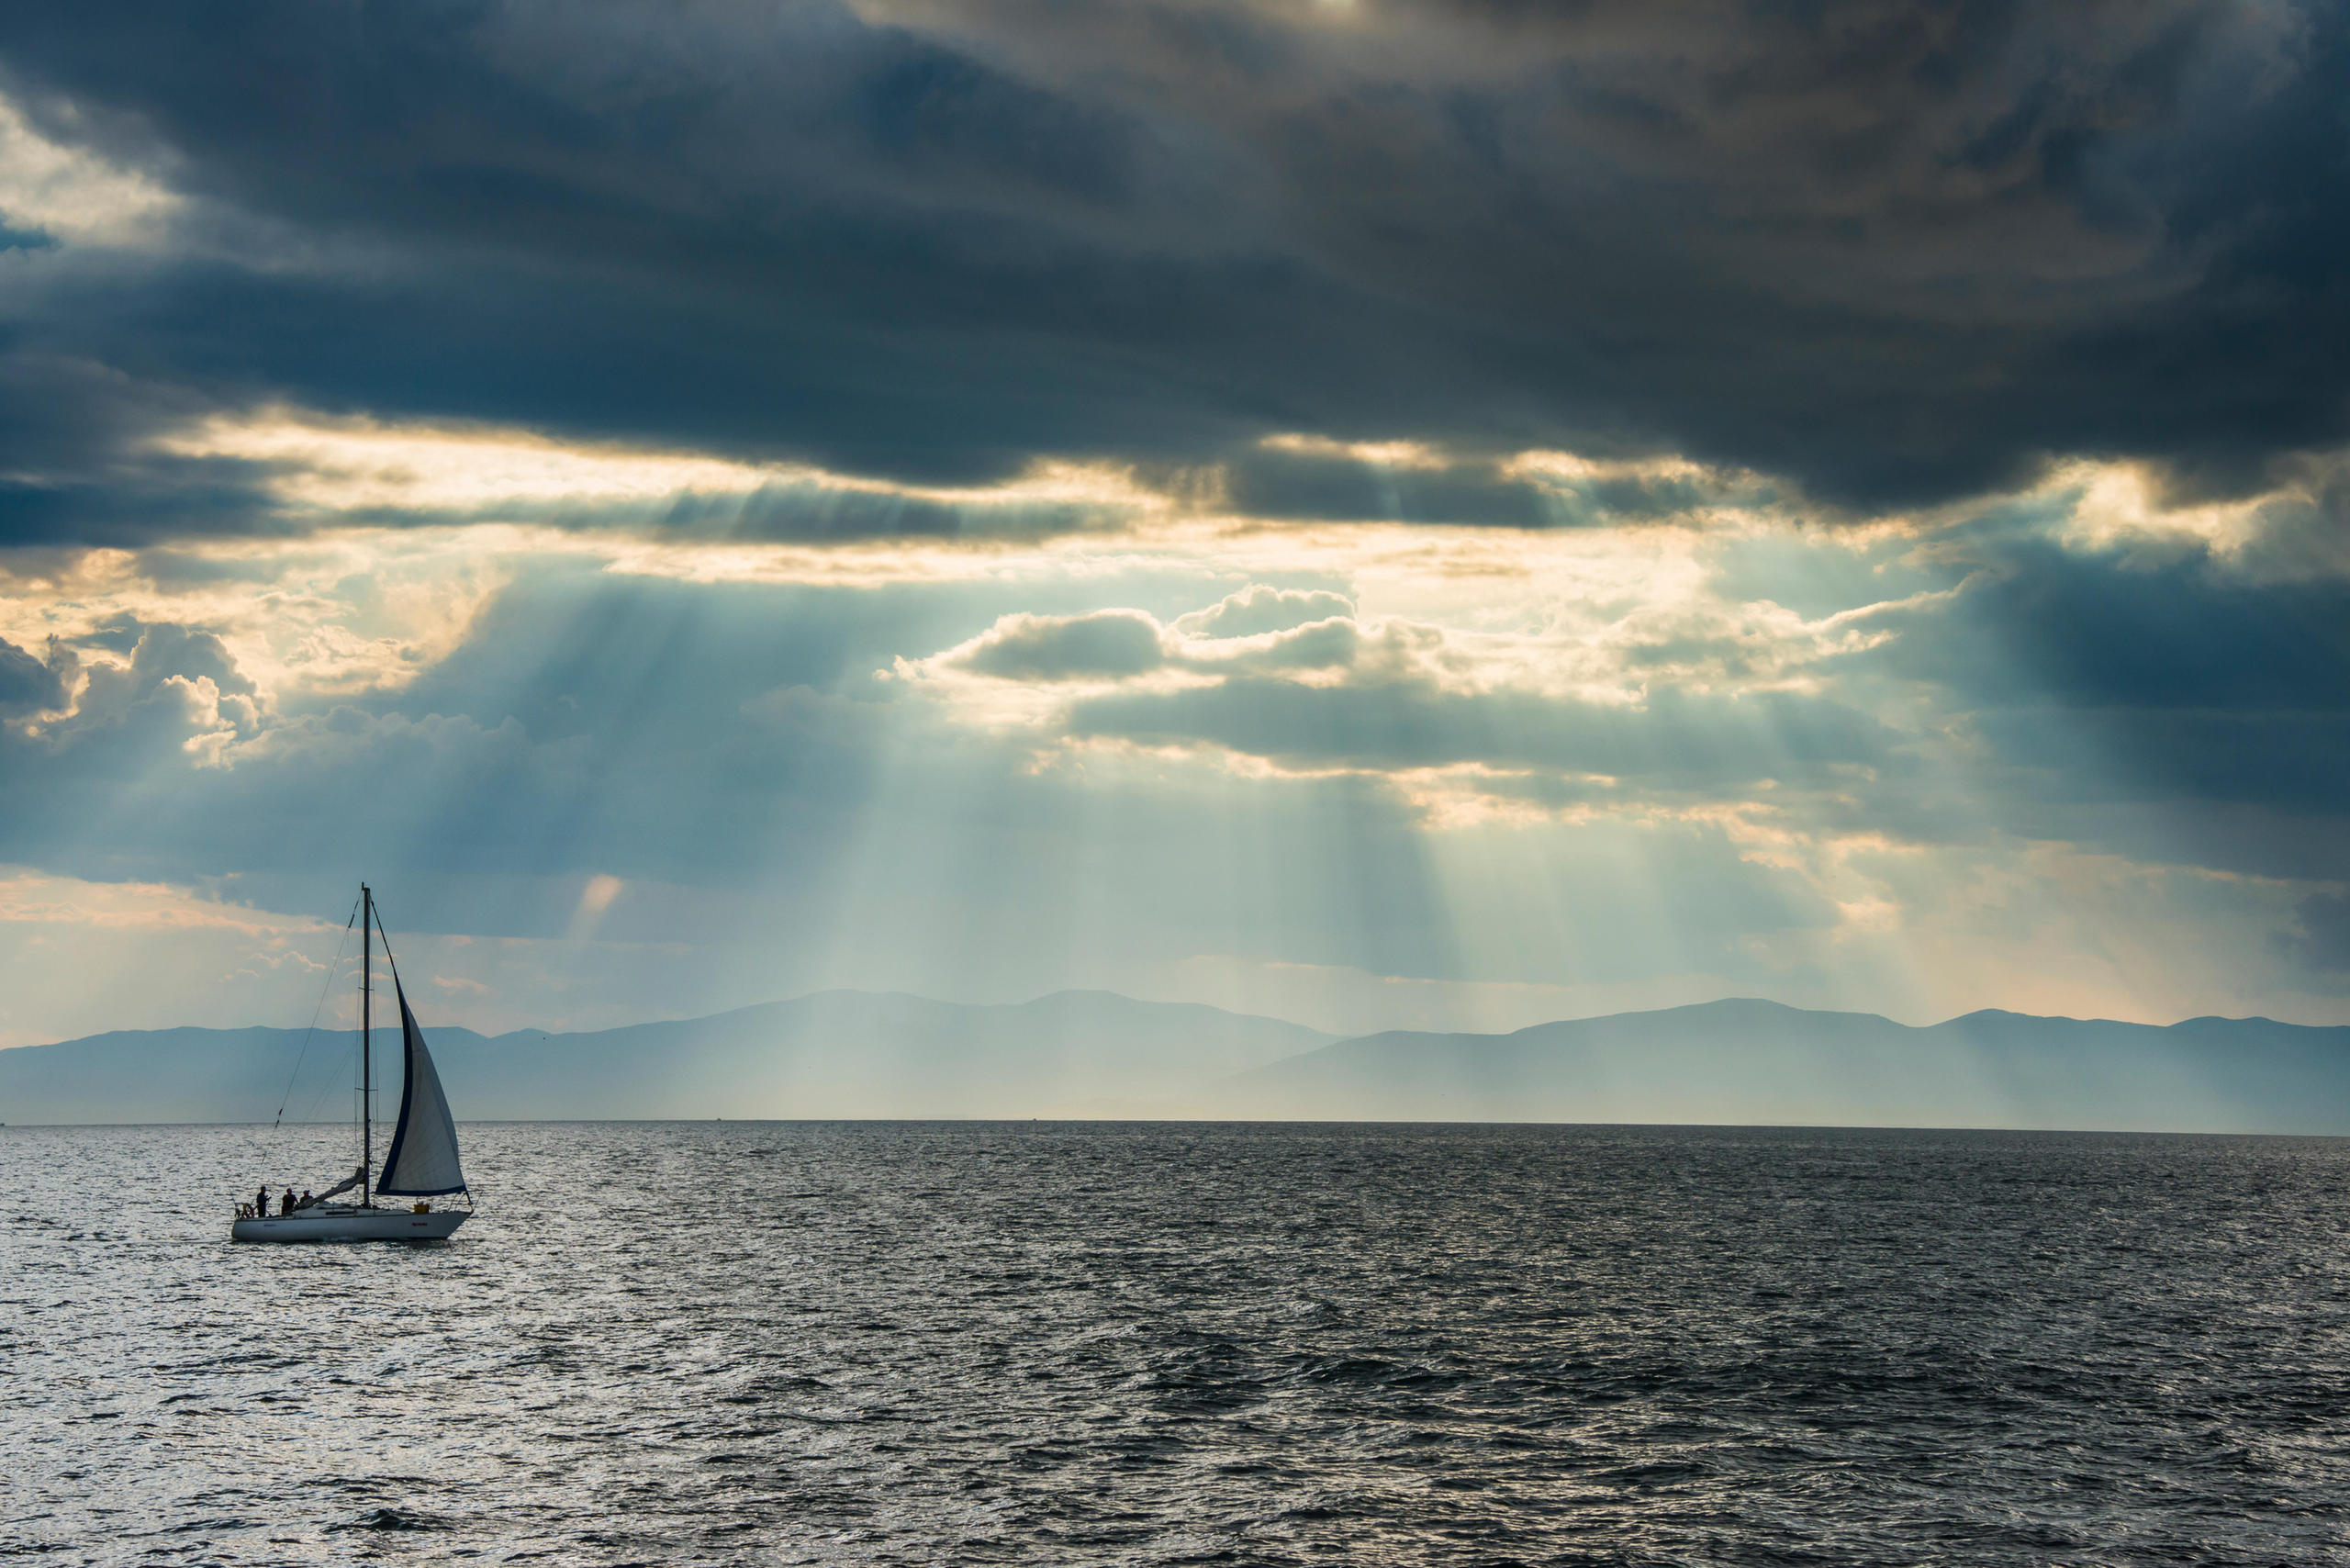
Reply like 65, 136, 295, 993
3, 1122, 2347, 1563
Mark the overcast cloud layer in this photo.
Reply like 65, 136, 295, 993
4, 0, 2349, 531
0, 2, 2344, 1048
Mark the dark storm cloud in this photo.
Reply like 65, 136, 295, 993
1, 0, 2345, 540
493, 476, 1114, 543
1164, 444, 1751, 527
0, 350, 295, 546
1864, 540, 2350, 772
1880, 542, 2350, 717
1214, 448, 1558, 527
1846, 533, 2350, 876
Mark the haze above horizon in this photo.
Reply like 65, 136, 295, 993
2, 4, 2347, 1059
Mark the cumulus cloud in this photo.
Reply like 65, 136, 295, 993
958, 610, 1168, 680
0, 635, 65, 715
1176, 585, 1355, 639
925, 588, 1909, 822
939, 599, 1380, 691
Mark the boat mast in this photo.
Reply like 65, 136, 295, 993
361, 882, 372, 1208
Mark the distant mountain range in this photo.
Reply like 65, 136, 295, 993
1232, 998, 2350, 1132
0, 991, 1331, 1125
3, 991, 2346, 1132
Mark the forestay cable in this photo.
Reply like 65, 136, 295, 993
273, 896, 360, 1128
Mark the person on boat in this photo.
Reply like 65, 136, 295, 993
279, 1189, 295, 1216
255, 1184, 267, 1215
298, 1189, 313, 1209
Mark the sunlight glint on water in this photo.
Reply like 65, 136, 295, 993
5, 1122, 2348, 1564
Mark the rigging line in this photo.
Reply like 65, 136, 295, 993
273, 897, 360, 1128
308, 897, 377, 1130
295, 958, 362, 1124
295, 1032, 349, 1126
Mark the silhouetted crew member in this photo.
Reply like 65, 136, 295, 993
255, 1184, 267, 1216
299, 1190, 314, 1210
279, 1189, 295, 1216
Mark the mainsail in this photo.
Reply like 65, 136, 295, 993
376, 984, 467, 1196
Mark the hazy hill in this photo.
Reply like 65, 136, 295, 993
0, 1021, 489, 1126
1224, 998, 2350, 1133
0, 990, 1331, 1124
6, 991, 2347, 1131
440, 989, 1331, 1119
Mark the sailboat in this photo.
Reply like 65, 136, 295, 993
231, 884, 473, 1243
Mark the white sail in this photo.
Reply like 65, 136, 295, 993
376, 985, 466, 1196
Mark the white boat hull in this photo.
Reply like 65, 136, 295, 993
230, 1206, 469, 1243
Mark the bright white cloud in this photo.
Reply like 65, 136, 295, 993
0, 95, 182, 246
157, 409, 1173, 533
2031, 452, 2350, 582
1175, 584, 1356, 638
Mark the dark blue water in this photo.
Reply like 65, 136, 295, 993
5, 1122, 2348, 1564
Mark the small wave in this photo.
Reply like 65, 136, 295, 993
330, 1506, 451, 1532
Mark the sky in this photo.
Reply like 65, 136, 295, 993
0, 0, 2345, 1047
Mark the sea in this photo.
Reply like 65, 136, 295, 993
4, 1122, 2348, 1566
